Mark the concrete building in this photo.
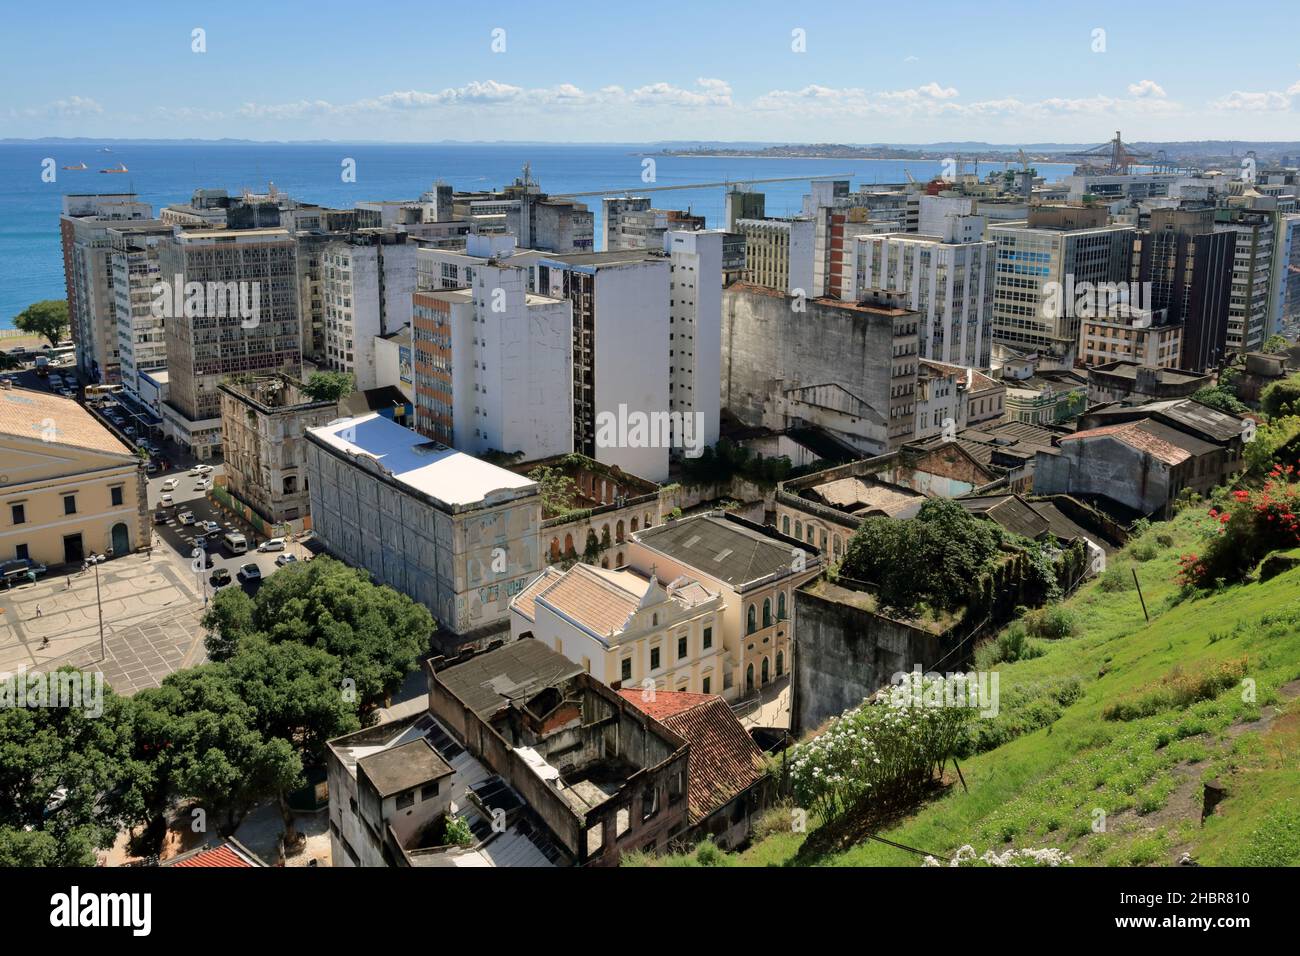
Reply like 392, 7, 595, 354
990, 206, 1135, 358
158, 226, 302, 459
1002, 367, 1089, 425
628, 512, 823, 700
603, 197, 705, 251
722, 285, 920, 454
1132, 207, 1233, 372
410, 239, 573, 461
1085, 362, 1210, 406
217, 374, 340, 525
373, 326, 414, 404
511, 563, 727, 697
451, 165, 594, 253
0, 389, 147, 566
59, 194, 155, 383
734, 218, 815, 295
665, 229, 723, 455
1078, 306, 1184, 369
321, 229, 416, 391
1215, 207, 1276, 354
534, 250, 672, 481
724, 188, 765, 231
1273, 213, 1300, 335
304, 414, 541, 641
109, 220, 173, 400
847, 231, 994, 369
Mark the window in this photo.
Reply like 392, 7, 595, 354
677, 635, 688, 660
10, 504, 24, 525
63, 495, 76, 516
777, 592, 787, 621
701, 676, 711, 695
396, 790, 415, 810
746, 605, 757, 635
110, 486, 124, 507
15, 544, 29, 561
762, 598, 772, 629
650, 646, 661, 670
621, 657, 632, 682
702, 626, 712, 650
420, 782, 440, 801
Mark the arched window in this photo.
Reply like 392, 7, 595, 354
776, 650, 784, 677
794, 520, 802, 539
782, 515, 790, 535
746, 663, 755, 694
746, 604, 757, 635
564, 533, 574, 556
777, 592, 787, 621
616, 520, 625, 543
616, 551, 623, 566
631, 517, 639, 533
762, 598, 772, 629
833, 535, 842, 558
807, 525, 814, 544
550, 537, 561, 561
761, 657, 770, 685
644, 512, 653, 528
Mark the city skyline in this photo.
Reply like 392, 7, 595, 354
3, 0, 1300, 143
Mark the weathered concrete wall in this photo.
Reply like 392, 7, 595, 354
1034, 438, 1171, 518
722, 286, 896, 428
793, 581, 965, 735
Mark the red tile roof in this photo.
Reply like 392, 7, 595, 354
167, 842, 262, 867
619, 691, 766, 823
1062, 419, 1192, 466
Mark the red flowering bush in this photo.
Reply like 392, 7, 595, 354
1179, 466, 1300, 588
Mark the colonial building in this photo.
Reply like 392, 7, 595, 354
0, 389, 147, 566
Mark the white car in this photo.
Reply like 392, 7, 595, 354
159, 493, 174, 507
258, 537, 286, 553
177, 511, 196, 525
195, 478, 212, 491
189, 465, 214, 476
161, 478, 178, 491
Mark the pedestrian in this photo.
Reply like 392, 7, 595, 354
41, 636, 49, 649
66, 574, 71, 590
35, 603, 42, 618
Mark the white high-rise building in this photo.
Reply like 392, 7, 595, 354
109, 221, 172, 398
322, 229, 416, 391
665, 229, 723, 453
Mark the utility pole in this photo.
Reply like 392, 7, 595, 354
94, 555, 105, 662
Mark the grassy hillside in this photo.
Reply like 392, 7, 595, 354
648, 505, 1300, 866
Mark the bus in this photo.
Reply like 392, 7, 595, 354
85, 384, 124, 400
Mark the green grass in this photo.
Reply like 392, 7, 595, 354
678, 509, 1300, 867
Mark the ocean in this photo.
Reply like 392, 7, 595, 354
0, 143, 1076, 328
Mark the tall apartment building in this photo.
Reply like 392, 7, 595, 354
534, 250, 672, 481
1214, 207, 1275, 354
158, 227, 302, 459
664, 229, 723, 454
60, 193, 155, 383
410, 246, 573, 461
110, 221, 174, 398
724, 188, 765, 231
1078, 308, 1183, 369
321, 229, 416, 391
603, 197, 705, 251
846, 230, 994, 369
450, 166, 594, 253
279, 203, 359, 360
1131, 207, 1233, 372
1275, 214, 1300, 332
734, 218, 815, 295
990, 206, 1134, 358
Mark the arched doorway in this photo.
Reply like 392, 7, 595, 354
745, 663, 755, 694
111, 522, 129, 555
776, 650, 784, 677
761, 656, 770, 686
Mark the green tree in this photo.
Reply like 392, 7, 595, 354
0, 673, 150, 866
301, 371, 354, 403
14, 299, 69, 348
527, 464, 579, 516
1262, 334, 1291, 355
204, 557, 433, 710
1261, 373, 1300, 418
201, 586, 255, 660
1192, 385, 1248, 415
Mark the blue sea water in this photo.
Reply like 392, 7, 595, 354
0, 143, 1075, 327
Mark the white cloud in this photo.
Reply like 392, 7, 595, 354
1127, 80, 1166, 98
1210, 90, 1291, 112
12, 95, 104, 119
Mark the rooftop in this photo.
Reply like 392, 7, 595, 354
1061, 418, 1218, 465
357, 738, 453, 798
0, 389, 133, 458
306, 414, 536, 510
634, 513, 814, 589
436, 639, 585, 720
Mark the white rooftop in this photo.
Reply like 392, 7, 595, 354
308, 413, 537, 509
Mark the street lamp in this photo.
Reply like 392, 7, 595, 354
91, 552, 105, 663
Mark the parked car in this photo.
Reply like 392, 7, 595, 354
237, 563, 262, 582
275, 553, 298, 567
258, 537, 286, 553
124, 426, 136, 436
189, 464, 214, 476
159, 493, 174, 507
161, 478, 178, 491
177, 511, 196, 525
211, 567, 232, 587
194, 478, 212, 491
1, 558, 48, 584
145, 462, 159, 475
153, 511, 168, 524
199, 520, 221, 534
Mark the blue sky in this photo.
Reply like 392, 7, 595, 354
3, 0, 1299, 143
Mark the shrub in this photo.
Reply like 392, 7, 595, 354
974, 623, 1045, 668
1098, 566, 1134, 592
1179, 468, 1300, 588
1025, 605, 1078, 640
1102, 658, 1248, 721
444, 815, 475, 846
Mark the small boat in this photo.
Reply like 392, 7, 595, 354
99, 162, 128, 174
62, 161, 87, 170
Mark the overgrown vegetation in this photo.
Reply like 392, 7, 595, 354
301, 370, 354, 403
